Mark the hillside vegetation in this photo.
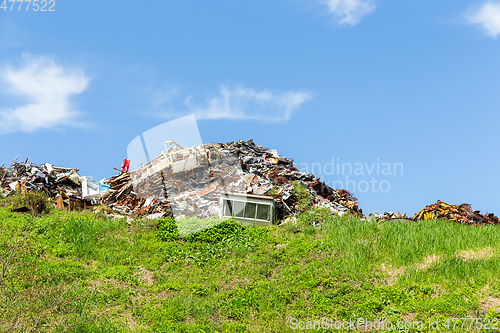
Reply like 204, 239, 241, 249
1, 194, 500, 332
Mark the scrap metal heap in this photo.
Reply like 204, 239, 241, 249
412, 200, 500, 225
0, 159, 85, 210
101, 139, 362, 220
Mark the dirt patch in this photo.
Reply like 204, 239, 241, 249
217, 277, 251, 291
123, 312, 148, 331
140, 267, 155, 286
379, 263, 405, 285
116, 235, 134, 244
214, 310, 234, 323
101, 307, 148, 331
86, 278, 127, 291
307, 251, 326, 262
481, 297, 500, 313
156, 289, 177, 300
306, 248, 340, 263
457, 247, 493, 261
415, 254, 441, 270
379, 254, 441, 285
83, 260, 98, 269
401, 312, 417, 322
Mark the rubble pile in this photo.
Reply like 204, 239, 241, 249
412, 200, 500, 225
227, 140, 362, 217
0, 140, 371, 224
369, 211, 410, 221
3, 144, 500, 228
0, 159, 85, 210
101, 171, 171, 216
101, 139, 362, 221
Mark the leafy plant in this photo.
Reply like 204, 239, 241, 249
2, 192, 51, 216
156, 217, 245, 243
292, 181, 314, 212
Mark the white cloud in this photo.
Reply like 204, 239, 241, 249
180, 86, 312, 122
466, 2, 500, 38
325, 0, 375, 25
0, 54, 89, 135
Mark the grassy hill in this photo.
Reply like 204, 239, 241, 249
1, 194, 500, 332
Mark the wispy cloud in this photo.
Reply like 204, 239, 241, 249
0, 54, 89, 135
466, 2, 500, 38
155, 86, 312, 122
325, 0, 375, 26
151, 85, 179, 109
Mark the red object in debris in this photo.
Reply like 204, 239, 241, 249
121, 159, 130, 173
55, 196, 64, 211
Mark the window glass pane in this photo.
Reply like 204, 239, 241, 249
256, 204, 270, 221
223, 199, 232, 217
245, 203, 257, 219
232, 201, 245, 218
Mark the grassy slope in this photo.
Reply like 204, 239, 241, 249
1, 205, 500, 332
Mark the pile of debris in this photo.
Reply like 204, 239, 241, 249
0, 159, 88, 211
369, 211, 411, 221
3, 143, 500, 228
225, 140, 362, 218
101, 172, 170, 216
412, 200, 500, 225
102, 139, 362, 221
0, 140, 362, 222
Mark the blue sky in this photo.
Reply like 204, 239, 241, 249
1, 0, 499, 216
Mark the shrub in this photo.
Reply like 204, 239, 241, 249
3, 192, 51, 216
292, 181, 314, 212
156, 217, 245, 243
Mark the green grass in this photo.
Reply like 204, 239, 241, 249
1, 198, 500, 332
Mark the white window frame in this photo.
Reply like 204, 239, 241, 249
222, 198, 272, 222
220, 192, 274, 225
